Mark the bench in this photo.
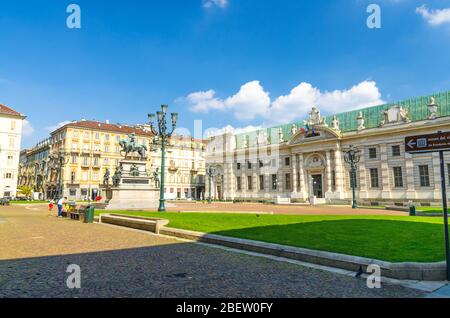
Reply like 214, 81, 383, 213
70, 206, 86, 221
100, 214, 169, 234
385, 205, 410, 212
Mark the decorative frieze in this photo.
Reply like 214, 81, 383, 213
380, 106, 410, 127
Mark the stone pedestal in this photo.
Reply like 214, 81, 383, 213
103, 160, 169, 210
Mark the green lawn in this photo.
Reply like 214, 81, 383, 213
417, 207, 445, 214
95, 210, 449, 263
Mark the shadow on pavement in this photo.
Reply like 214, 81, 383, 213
0, 240, 426, 298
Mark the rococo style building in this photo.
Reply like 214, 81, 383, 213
206, 91, 450, 206
19, 120, 206, 201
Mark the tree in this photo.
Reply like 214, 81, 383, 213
18, 186, 33, 199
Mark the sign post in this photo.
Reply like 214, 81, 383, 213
405, 131, 450, 281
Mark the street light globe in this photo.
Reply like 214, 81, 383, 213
171, 112, 178, 124
161, 104, 169, 114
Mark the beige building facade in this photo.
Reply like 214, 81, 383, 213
19, 120, 206, 201
206, 91, 450, 206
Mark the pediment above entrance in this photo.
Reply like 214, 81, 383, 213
288, 126, 341, 145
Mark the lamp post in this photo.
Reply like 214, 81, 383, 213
206, 165, 221, 204
50, 149, 68, 200
344, 145, 360, 209
148, 105, 178, 212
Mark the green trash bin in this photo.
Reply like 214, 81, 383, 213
84, 205, 95, 223
409, 205, 416, 216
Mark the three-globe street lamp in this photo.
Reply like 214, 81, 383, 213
206, 164, 221, 204
148, 105, 178, 212
344, 145, 360, 209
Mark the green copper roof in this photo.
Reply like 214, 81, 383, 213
235, 90, 450, 149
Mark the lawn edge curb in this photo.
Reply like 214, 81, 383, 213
99, 214, 447, 281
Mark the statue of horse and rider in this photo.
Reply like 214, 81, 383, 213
119, 133, 148, 160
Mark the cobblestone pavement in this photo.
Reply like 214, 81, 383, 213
0, 205, 425, 298
168, 202, 406, 216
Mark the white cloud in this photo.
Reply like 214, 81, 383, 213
22, 120, 35, 137
416, 5, 450, 26
184, 80, 384, 125
185, 90, 225, 113
185, 80, 271, 121
225, 81, 271, 121
46, 120, 72, 132
203, 0, 228, 9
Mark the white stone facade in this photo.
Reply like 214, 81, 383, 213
0, 105, 25, 198
206, 105, 450, 206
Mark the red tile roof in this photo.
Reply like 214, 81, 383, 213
0, 104, 25, 118
51, 120, 154, 137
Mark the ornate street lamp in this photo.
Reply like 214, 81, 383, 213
206, 164, 221, 204
344, 145, 360, 209
148, 105, 178, 212
49, 149, 69, 199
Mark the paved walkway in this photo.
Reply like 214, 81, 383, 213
0, 205, 425, 298
168, 202, 406, 215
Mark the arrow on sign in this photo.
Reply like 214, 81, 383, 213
407, 139, 417, 149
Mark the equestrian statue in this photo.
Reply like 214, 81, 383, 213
119, 133, 148, 160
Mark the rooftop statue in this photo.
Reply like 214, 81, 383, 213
428, 96, 438, 120
307, 106, 327, 127
278, 127, 284, 143
357, 112, 365, 130
256, 130, 268, 146
242, 135, 250, 148
331, 115, 340, 131
291, 124, 298, 136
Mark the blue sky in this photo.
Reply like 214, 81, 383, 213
1, 0, 450, 148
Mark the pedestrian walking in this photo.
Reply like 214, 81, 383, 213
57, 197, 67, 218
48, 199, 54, 212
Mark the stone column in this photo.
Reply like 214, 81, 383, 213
334, 145, 345, 199
380, 144, 391, 200
292, 154, 298, 194
225, 162, 235, 200
278, 168, 284, 194
358, 147, 367, 200
405, 152, 415, 200
298, 153, 307, 200
253, 170, 258, 197
325, 151, 332, 197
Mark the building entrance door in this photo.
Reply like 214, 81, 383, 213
216, 186, 222, 200
311, 174, 323, 198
